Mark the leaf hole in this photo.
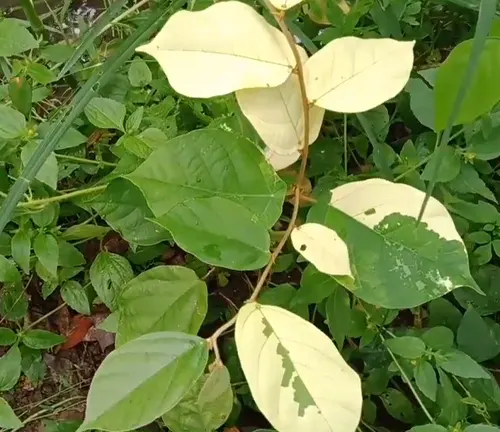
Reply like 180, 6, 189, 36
364, 208, 376, 216
300, 244, 307, 252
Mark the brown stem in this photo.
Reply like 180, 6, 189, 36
207, 2, 311, 363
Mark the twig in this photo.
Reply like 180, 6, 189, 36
207, 2, 311, 364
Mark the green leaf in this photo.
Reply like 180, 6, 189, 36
8, 77, 32, 118
60, 224, 110, 241
122, 128, 167, 159
435, 38, 500, 130
325, 287, 351, 349
91, 178, 170, 246
38, 123, 87, 150
85, 97, 126, 131
20, 346, 45, 386
457, 306, 500, 362
57, 241, 86, 267
42, 419, 81, 432
295, 264, 338, 304
126, 129, 286, 269
454, 264, 500, 315
0, 283, 28, 321
61, 281, 92, 315
21, 329, 65, 349
435, 369, 467, 425
128, 57, 152, 87
41, 43, 76, 63
259, 283, 309, 320
421, 326, 454, 351
308, 204, 479, 309
21, 141, 58, 189
448, 200, 500, 223
162, 364, 233, 432
467, 126, 500, 160
380, 389, 416, 424
448, 163, 497, 203
116, 266, 207, 346
27, 63, 57, 85
0, 397, 22, 429
0, 105, 26, 139
385, 336, 426, 359
408, 425, 447, 432
125, 106, 144, 134
472, 242, 492, 265
437, 349, 489, 379
11, 228, 31, 274
406, 76, 436, 130
421, 146, 460, 183
0, 18, 38, 56
0, 255, 21, 285
0, 328, 17, 346
154, 196, 271, 270
414, 361, 438, 401
89, 251, 134, 310
464, 425, 500, 432
78, 332, 208, 432
33, 233, 59, 277
0, 346, 21, 391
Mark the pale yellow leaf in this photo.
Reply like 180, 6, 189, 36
264, 147, 300, 171
235, 303, 362, 432
291, 223, 352, 277
136, 1, 296, 98
236, 46, 325, 155
330, 178, 463, 244
304, 37, 415, 113
269, 0, 304, 10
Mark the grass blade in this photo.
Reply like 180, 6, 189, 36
0, 0, 187, 234
417, 0, 498, 221
57, 0, 129, 80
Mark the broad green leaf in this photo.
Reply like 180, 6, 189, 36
125, 106, 144, 134
380, 389, 415, 424
304, 37, 414, 113
236, 45, 324, 155
21, 329, 65, 349
435, 38, 500, 130
0, 346, 21, 391
122, 128, 167, 159
27, 63, 57, 85
0, 255, 21, 285
0, 105, 26, 139
457, 306, 500, 362
90, 251, 134, 311
33, 233, 59, 277
154, 197, 271, 270
136, 1, 295, 98
128, 57, 152, 87
42, 419, 81, 432
21, 141, 58, 189
11, 228, 31, 274
162, 364, 233, 432
435, 369, 467, 425
385, 336, 426, 359
78, 332, 208, 432
116, 266, 207, 346
38, 123, 87, 150
305, 179, 478, 308
91, 178, 171, 246
0, 283, 28, 321
421, 146, 460, 183
414, 361, 437, 401
448, 163, 496, 202
454, 264, 500, 315
8, 77, 32, 118
405, 76, 435, 130
0, 328, 17, 346
0, 18, 38, 57
295, 264, 338, 304
436, 349, 489, 379
259, 284, 309, 320
20, 346, 45, 386
61, 281, 92, 315
449, 199, 500, 223
408, 425, 447, 432
465, 425, 500, 432
127, 129, 285, 270
41, 43, 76, 63
325, 287, 351, 349
421, 326, 454, 351
85, 97, 126, 131
467, 126, 500, 160
60, 224, 110, 241
235, 303, 362, 432
0, 397, 22, 429
58, 241, 86, 267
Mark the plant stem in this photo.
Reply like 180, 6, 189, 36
207, 2, 311, 364
18, 185, 107, 208
55, 153, 117, 167
20, 0, 46, 37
